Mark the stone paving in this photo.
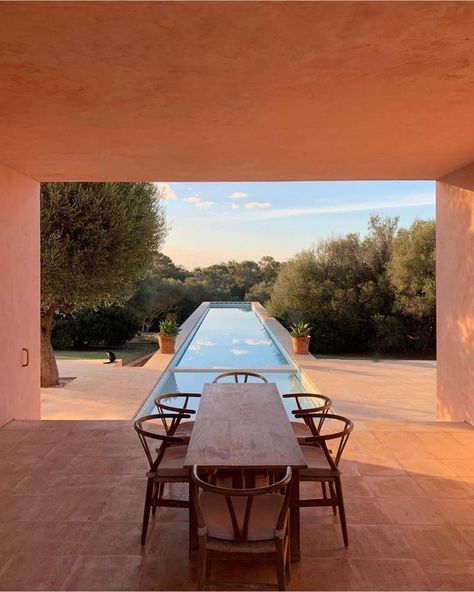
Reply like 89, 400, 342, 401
41, 360, 161, 420
304, 358, 437, 423
1, 411, 474, 590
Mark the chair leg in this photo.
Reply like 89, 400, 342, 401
152, 482, 165, 516
321, 482, 328, 499
197, 539, 207, 590
285, 535, 291, 585
335, 476, 349, 547
329, 482, 338, 516
158, 482, 165, 499
151, 483, 158, 516
276, 544, 287, 591
141, 478, 154, 546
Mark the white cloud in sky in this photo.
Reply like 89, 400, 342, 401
231, 203, 240, 210
244, 338, 272, 346
155, 182, 177, 200
231, 338, 240, 344
196, 201, 218, 209
244, 202, 272, 209
230, 192, 248, 199
183, 195, 200, 204
188, 338, 217, 352
198, 339, 217, 346
183, 194, 217, 209
231, 348, 249, 356
247, 193, 434, 219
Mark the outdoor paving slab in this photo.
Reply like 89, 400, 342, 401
290, 558, 362, 591
363, 475, 425, 497
41, 359, 161, 420
420, 560, 474, 591
377, 496, 446, 526
0, 414, 473, 590
60, 555, 144, 591
349, 558, 432, 591
0, 555, 77, 591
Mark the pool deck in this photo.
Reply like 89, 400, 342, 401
42, 355, 437, 425
41, 360, 161, 420
303, 358, 436, 423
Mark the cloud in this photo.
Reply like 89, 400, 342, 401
244, 338, 272, 346
230, 192, 248, 199
155, 183, 177, 200
231, 348, 249, 356
244, 202, 272, 209
231, 338, 240, 344
183, 194, 218, 209
183, 195, 200, 204
231, 203, 240, 210
196, 201, 218, 209
248, 193, 434, 219
188, 338, 217, 352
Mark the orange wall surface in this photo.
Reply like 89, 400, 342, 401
0, 163, 40, 425
437, 164, 474, 424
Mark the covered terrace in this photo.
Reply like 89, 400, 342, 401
1, 2, 474, 590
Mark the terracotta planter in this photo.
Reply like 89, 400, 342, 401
158, 334, 176, 354
291, 335, 311, 355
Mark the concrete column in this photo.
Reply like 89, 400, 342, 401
437, 162, 474, 424
0, 163, 40, 425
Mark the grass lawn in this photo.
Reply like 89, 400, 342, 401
55, 342, 157, 365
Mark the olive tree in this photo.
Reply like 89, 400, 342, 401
41, 182, 168, 386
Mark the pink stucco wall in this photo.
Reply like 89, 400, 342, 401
0, 163, 40, 425
437, 163, 474, 424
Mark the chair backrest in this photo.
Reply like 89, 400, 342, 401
282, 393, 332, 433
212, 371, 268, 384
191, 466, 292, 544
295, 412, 354, 471
155, 392, 201, 434
134, 414, 187, 470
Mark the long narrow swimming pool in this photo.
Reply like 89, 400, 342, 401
138, 303, 307, 416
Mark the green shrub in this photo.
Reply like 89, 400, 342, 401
51, 317, 76, 349
52, 305, 140, 348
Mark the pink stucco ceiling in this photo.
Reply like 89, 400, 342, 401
1, 1, 474, 181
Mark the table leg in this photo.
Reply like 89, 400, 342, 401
290, 469, 301, 562
189, 480, 198, 555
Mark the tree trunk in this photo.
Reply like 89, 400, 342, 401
41, 303, 59, 387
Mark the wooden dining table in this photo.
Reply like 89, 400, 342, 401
184, 382, 307, 561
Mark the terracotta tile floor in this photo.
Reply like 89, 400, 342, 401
1, 418, 474, 591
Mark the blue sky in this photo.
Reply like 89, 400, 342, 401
157, 181, 435, 269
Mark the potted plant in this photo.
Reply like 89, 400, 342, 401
158, 313, 180, 354
290, 321, 311, 355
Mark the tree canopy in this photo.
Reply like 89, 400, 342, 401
269, 216, 435, 354
48, 210, 436, 362
41, 182, 168, 385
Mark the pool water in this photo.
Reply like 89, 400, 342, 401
157, 371, 305, 415
139, 304, 310, 417
176, 305, 289, 369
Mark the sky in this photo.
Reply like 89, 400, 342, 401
157, 181, 435, 269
